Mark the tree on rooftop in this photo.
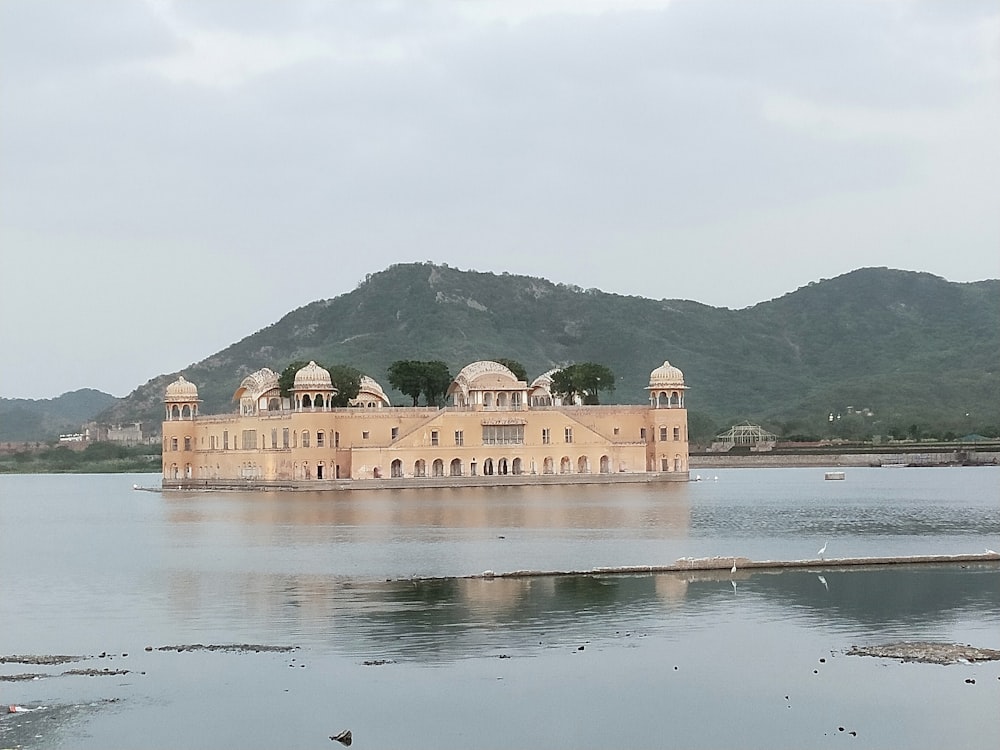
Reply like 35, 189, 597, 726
278, 361, 310, 398
327, 365, 362, 407
551, 362, 616, 405
387, 360, 453, 406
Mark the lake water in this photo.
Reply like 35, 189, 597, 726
1, 467, 998, 749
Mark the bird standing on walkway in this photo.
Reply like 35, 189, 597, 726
818, 541, 828, 560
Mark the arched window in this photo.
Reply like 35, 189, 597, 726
170, 437, 178, 451
484, 392, 493, 408
181, 405, 191, 419
171, 405, 180, 419
577, 456, 589, 473
414, 459, 426, 477
670, 391, 680, 406
498, 458, 509, 475
316, 431, 325, 447
432, 458, 444, 477
600, 455, 610, 474
302, 394, 313, 409
268, 397, 281, 411
314, 394, 324, 408
302, 431, 310, 448
184, 436, 191, 451
560, 456, 571, 474
484, 458, 494, 476
497, 392, 508, 408
658, 392, 668, 407
543, 457, 554, 474
449, 458, 463, 476
674, 455, 682, 472
512, 458, 522, 475
391, 459, 403, 478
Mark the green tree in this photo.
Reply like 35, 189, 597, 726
422, 361, 452, 407
327, 365, 362, 407
278, 360, 311, 398
551, 363, 616, 405
387, 360, 453, 406
387, 360, 426, 406
493, 358, 528, 382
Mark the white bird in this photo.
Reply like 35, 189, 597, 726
731, 559, 737, 575
986, 548, 997, 555
817, 541, 828, 560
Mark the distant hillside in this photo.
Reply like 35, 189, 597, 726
96, 263, 999, 440
0, 389, 119, 442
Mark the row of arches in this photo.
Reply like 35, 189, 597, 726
167, 404, 198, 420
650, 390, 684, 408
387, 455, 616, 478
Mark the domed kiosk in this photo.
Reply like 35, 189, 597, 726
351, 375, 391, 408
448, 361, 527, 410
647, 360, 687, 408
164, 376, 200, 420
292, 361, 336, 411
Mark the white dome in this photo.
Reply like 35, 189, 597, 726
165, 375, 199, 401
648, 360, 685, 388
293, 361, 333, 391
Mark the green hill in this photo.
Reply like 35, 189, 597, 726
92, 263, 998, 441
0, 389, 119, 442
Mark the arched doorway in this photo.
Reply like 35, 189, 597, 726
414, 459, 426, 477
543, 457, 554, 474
560, 457, 571, 474
577, 456, 589, 474
512, 458, 522, 475
433, 459, 444, 477
449, 458, 463, 476
483, 458, 494, 476
391, 459, 403, 478
498, 458, 509, 475
600, 455, 610, 473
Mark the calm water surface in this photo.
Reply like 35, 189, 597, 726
1, 467, 998, 749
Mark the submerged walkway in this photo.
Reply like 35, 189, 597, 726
455, 552, 1000, 580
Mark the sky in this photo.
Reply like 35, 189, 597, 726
1, 0, 998, 400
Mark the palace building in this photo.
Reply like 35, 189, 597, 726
161, 359, 689, 489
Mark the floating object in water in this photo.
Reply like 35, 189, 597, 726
330, 730, 352, 746
824, 471, 845, 480
817, 575, 828, 591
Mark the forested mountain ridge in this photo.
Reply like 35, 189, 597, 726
84, 263, 1000, 440
0, 389, 119, 442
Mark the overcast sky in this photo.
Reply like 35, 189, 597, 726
1, 0, 997, 399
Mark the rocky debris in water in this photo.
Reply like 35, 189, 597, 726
330, 729, 352, 745
0, 655, 81, 665
361, 659, 395, 666
62, 668, 130, 677
0, 673, 48, 682
847, 642, 1000, 665
156, 644, 299, 654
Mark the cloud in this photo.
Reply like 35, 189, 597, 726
0, 0, 997, 397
